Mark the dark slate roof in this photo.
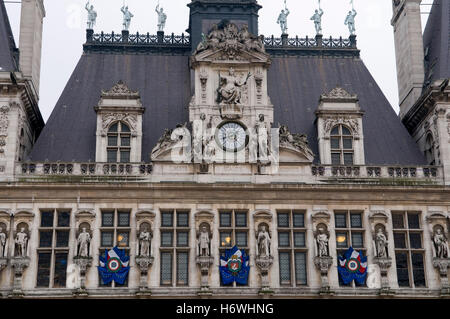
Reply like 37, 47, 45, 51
423, 0, 450, 88
0, 0, 18, 72
29, 52, 427, 165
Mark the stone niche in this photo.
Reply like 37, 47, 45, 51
135, 210, 156, 293
253, 210, 274, 293
194, 210, 214, 293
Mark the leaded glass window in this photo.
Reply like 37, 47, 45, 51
107, 121, 131, 163
330, 124, 354, 165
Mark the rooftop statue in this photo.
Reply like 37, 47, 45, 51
277, 0, 290, 34
85, 1, 97, 30
155, 4, 167, 32
121, 5, 134, 31
345, 1, 357, 35
310, 1, 323, 35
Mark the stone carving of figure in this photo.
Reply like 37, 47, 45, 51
344, 9, 357, 35
257, 225, 271, 258
77, 228, 91, 257
433, 228, 449, 259
204, 135, 216, 161
85, 1, 97, 30
198, 225, 210, 257
279, 125, 314, 158
121, 5, 134, 31
310, 8, 324, 35
139, 226, 152, 257
217, 68, 251, 105
277, 6, 290, 34
374, 228, 388, 258
15, 227, 28, 257
316, 227, 329, 257
0, 227, 6, 258
155, 4, 167, 32
257, 120, 269, 160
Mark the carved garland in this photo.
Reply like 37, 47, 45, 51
323, 116, 360, 138
101, 113, 138, 135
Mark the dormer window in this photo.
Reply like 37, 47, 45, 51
107, 122, 131, 163
330, 125, 354, 165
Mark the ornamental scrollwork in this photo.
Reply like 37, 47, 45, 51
323, 116, 359, 137
101, 80, 139, 97
101, 113, 138, 134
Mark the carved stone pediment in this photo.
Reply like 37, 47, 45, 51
75, 210, 96, 219
320, 87, 358, 102
151, 124, 190, 161
136, 210, 156, 220
253, 210, 273, 222
101, 80, 140, 98
194, 210, 214, 221
278, 125, 314, 163
14, 211, 34, 218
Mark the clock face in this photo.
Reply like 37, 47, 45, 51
216, 122, 247, 152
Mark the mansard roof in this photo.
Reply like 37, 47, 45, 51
0, 0, 18, 72
423, 0, 450, 88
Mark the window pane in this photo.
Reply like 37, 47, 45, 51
121, 123, 130, 132
331, 153, 341, 165
39, 231, 53, 247
160, 252, 172, 285
278, 232, 290, 247
102, 212, 114, 227
409, 233, 422, 249
235, 212, 247, 227
407, 213, 420, 229
177, 252, 189, 286
330, 126, 339, 135
177, 232, 189, 247
336, 232, 348, 248
120, 150, 130, 163
118, 212, 130, 227
101, 231, 114, 247
220, 212, 231, 227
295, 252, 307, 285
335, 213, 347, 228
343, 138, 353, 149
117, 231, 129, 247
294, 232, 305, 247
161, 212, 173, 227
342, 126, 351, 135
36, 252, 51, 287
351, 232, 364, 248
279, 252, 291, 285
394, 233, 407, 249
177, 212, 189, 227
395, 252, 410, 287
53, 252, 68, 288
392, 214, 404, 229
107, 150, 117, 163
161, 232, 173, 247
220, 232, 232, 247
56, 231, 69, 247
236, 232, 248, 247
412, 253, 426, 287
293, 212, 304, 228
41, 211, 54, 227
57, 212, 70, 227
344, 153, 354, 165
331, 137, 340, 149
121, 136, 130, 147
350, 213, 362, 228
109, 123, 118, 132
108, 135, 118, 146
277, 213, 289, 228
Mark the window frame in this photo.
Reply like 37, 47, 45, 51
106, 121, 132, 163
330, 124, 354, 166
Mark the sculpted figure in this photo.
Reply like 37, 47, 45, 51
311, 8, 324, 35
0, 227, 6, 258
155, 4, 167, 32
345, 9, 357, 35
85, 1, 97, 30
77, 227, 91, 257
374, 228, 388, 258
15, 227, 28, 257
204, 135, 216, 161
316, 227, 329, 257
121, 5, 134, 31
433, 228, 449, 259
257, 121, 269, 160
217, 68, 251, 105
277, 7, 290, 34
198, 225, 210, 257
257, 225, 271, 258
139, 226, 152, 257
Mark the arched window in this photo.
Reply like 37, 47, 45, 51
424, 133, 435, 165
330, 125, 354, 165
107, 122, 131, 163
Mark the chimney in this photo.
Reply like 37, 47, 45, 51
19, 0, 45, 100
391, 0, 424, 119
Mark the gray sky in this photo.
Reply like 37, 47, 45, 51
5, 0, 434, 122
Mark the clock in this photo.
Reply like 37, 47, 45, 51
216, 122, 247, 152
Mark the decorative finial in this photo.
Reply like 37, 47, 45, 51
276, 0, 290, 35
85, 1, 97, 30
345, 0, 357, 35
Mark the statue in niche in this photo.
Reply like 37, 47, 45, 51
344, 9, 357, 35
316, 226, 329, 257
155, 4, 167, 32
197, 224, 211, 257
77, 227, 91, 257
0, 226, 6, 258
433, 227, 449, 259
256, 225, 271, 258
85, 1, 97, 30
138, 225, 152, 257
121, 5, 134, 31
15, 227, 28, 257
217, 68, 251, 105
257, 118, 269, 160
374, 227, 388, 258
